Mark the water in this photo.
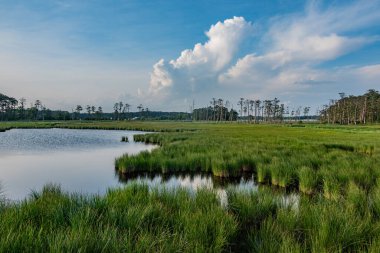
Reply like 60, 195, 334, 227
119, 173, 299, 209
0, 128, 155, 200
0, 128, 298, 207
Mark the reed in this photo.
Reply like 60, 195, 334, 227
323, 174, 344, 200
0, 182, 380, 251
257, 163, 270, 183
0, 184, 238, 252
298, 166, 320, 194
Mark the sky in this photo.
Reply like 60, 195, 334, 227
0, 0, 380, 113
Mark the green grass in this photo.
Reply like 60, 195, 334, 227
112, 121, 379, 198
298, 166, 320, 194
0, 184, 379, 252
1, 120, 380, 251
0, 184, 237, 252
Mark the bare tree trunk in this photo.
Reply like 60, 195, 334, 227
363, 97, 367, 124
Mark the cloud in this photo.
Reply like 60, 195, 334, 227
149, 17, 254, 96
356, 64, 380, 79
147, 1, 380, 108
332, 64, 380, 92
265, 1, 379, 62
220, 1, 380, 97
170, 16, 253, 70
149, 59, 173, 94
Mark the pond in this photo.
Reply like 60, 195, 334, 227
0, 128, 155, 200
0, 128, 298, 207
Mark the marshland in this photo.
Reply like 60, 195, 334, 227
0, 121, 379, 252
3, 0, 380, 250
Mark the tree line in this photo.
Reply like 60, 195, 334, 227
192, 98, 238, 121
320, 89, 380, 124
0, 94, 70, 121
0, 93, 190, 121
193, 97, 312, 122
1, 92, 313, 122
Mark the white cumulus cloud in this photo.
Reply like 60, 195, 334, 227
149, 16, 254, 96
219, 1, 380, 98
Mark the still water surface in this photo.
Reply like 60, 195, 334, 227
0, 128, 155, 200
0, 129, 298, 207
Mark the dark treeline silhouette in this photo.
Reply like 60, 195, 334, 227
0, 91, 318, 123
0, 93, 70, 121
320, 89, 380, 124
192, 104, 238, 121
193, 97, 313, 122
0, 93, 190, 121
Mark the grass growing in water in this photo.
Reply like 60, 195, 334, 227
1, 184, 380, 252
0, 184, 237, 252
298, 166, 320, 194
113, 122, 380, 197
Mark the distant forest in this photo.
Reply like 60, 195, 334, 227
0, 94, 189, 121
1, 90, 379, 124
320, 89, 380, 124
194, 97, 312, 122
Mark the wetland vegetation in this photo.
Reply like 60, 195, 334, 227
1, 121, 380, 252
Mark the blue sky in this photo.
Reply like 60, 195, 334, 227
1, 0, 380, 112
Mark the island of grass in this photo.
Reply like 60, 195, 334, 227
1, 120, 380, 252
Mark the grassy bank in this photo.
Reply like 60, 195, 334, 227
114, 122, 380, 198
1, 184, 380, 252
0, 120, 199, 132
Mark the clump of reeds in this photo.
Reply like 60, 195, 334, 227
298, 166, 320, 194
357, 144, 375, 156
269, 157, 281, 186
121, 136, 129, 142
267, 157, 297, 188
0, 184, 239, 252
257, 163, 270, 183
322, 173, 347, 201
346, 181, 369, 217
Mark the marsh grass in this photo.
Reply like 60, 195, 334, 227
323, 143, 355, 152
298, 166, 320, 194
371, 180, 380, 219
0, 182, 379, 252
1, 121, 380, 251
346, 181, 369, 217
257, 163, 270, 184
0, 127, 10, 132
0, 184, 238, 252
323, 174, 345, 201
0, 183, 4, 210
228, 186, 380, 252
110, 122, 380, 200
